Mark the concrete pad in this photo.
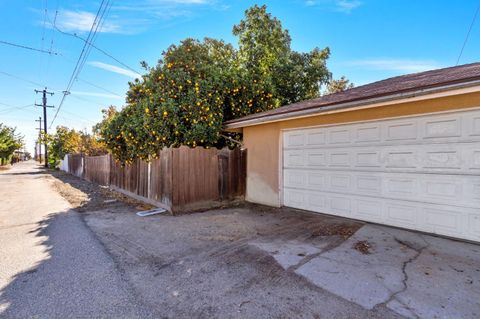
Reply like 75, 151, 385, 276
250, 240, 326, 269
387, 235, 480, 319
295, 225, 420, 309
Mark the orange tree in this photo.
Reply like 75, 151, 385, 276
99, 5, 333, 163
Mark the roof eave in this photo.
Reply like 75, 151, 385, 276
225, 79, 480, 129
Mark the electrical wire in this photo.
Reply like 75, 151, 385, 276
0, 40, 59, 55
50, 0, 111, 128
77, 78, 123, 97
0, 70, 104, 126
456, 3, 480, 65
49, 15, 141, 75
0, 103, 35, 115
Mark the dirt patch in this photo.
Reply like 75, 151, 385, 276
47, 170, 153, 212
353, 240, 372, 254
309, 223, 358, 239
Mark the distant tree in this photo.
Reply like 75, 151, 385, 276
324, 76, 354, 95
0, 123, 23, 165
47, 126, 107, 167
47, 126, 81, 166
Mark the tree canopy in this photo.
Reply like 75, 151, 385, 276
46, 126, 107, 167
0, 123, 23, 165
324, 76, 355, 95
98, 4, 349, 163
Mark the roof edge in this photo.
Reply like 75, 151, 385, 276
225, 79, 480, 129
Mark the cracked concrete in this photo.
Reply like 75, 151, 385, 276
253, 224, 480, 318
386, 234, 480, 319
250, 240, 326, 270
295, 225, 418, 309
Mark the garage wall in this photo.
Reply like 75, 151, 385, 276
242, 91, 480, 207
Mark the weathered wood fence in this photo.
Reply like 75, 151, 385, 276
62, 147, 246, 213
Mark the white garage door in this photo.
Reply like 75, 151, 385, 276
283, 109, 480, 242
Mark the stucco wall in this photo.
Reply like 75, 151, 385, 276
242, 91, 480, 207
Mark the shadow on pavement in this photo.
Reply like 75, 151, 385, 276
0, 209, 151, 318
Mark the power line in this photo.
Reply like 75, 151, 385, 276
77, 78, 123, 97
1, 68, 123, 101
39, 0, 49, 86
0, 70, 44, 87
456, 3, 480, 65
49, 15, 141, 75
0, 103, 35, 115
0, 40, 59, 55
50, 0, 111, 128
0, 69, 112, 111
0, 71, 101, 127
41, 0, 48, 51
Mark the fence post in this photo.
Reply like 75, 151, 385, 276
147, 155, 151, 200
218, 149, 228, 201
81, 154, 85, 179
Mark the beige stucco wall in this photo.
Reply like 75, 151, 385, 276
242, 91, 480, 207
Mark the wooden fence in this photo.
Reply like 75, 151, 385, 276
68, 154, 84, 178
63, 146, 246, 213
84, 155, 110, 186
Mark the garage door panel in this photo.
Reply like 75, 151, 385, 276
421, 116, 462, 139
284, 169, 480, 208
307, 173, 326, 188
472, 150, 480, 169
286, 188, 479, 241
384, 120, 418, 141
307, 193, 327, 211
421, 178, 462, 199
330, 196, 352, 216
283, 170, 307, 188
306, 129, 326, 146
329, 128, 351, 144
356, 124, 381, 143
469, 214, 480, 237
423, 149, 461, 169
282, 109, 480, 242
284, 150, 305, 167
356, 175, 382, 194
285, 144, 479, 174
284, 189, 306, 209
283, 111, 480, 151
385, 203, 418, 228
329, 152, 351, 167
356, 151, 381, 167
307, 151, 327, 166
470, 114, 480, 136
356, 199, 383, 221
423, 207, 464, 235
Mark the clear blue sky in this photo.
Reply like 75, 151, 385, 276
1, 0, 479, 153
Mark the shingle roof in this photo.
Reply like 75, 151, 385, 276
226, 62, 480, 126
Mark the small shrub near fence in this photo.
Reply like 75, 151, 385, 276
62, 147, 246, 213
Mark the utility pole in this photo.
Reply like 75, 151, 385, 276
35, 88, 54, 168
35, 117, 43, 164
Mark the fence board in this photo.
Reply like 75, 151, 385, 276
67, 154, 84, 178
84, 155, 110, 185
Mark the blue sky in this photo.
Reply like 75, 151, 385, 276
1, 0, 479, 153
